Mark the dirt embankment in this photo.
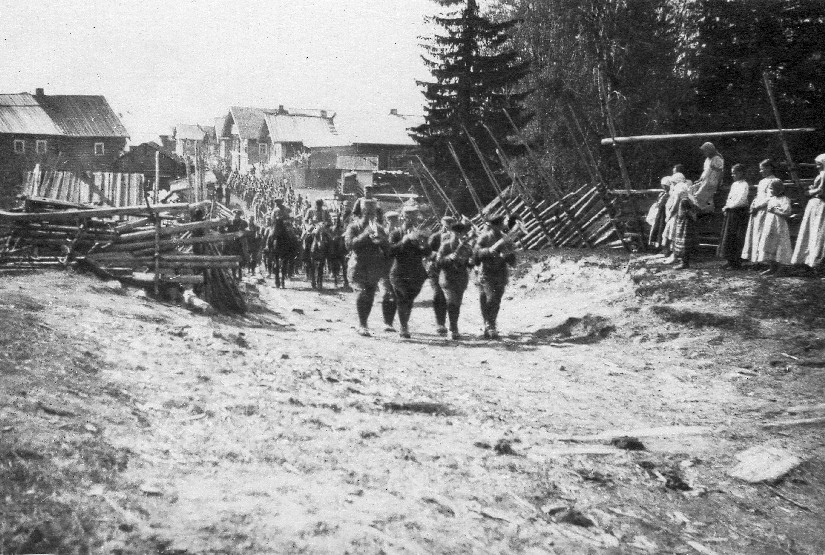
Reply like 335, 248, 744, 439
1, 251, 824, 554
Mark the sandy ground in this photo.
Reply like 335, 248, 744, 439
1, 250, 824, 554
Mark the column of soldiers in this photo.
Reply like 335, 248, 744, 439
344, 195, 517, 340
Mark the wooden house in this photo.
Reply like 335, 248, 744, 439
0, 89, 129, 205
334, 109, 422, 170
115, 142, 188, 191
174, 124, 216, 158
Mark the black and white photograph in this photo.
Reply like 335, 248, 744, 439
1, 0, 824, 553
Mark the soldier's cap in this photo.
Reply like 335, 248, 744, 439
441, 215, 456, 224
402, 205, 420, 214
384, 211, 399, 219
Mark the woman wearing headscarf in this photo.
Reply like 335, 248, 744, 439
344, 199, 389, 337
791, 153, 825, 271
742, 159, 781, 266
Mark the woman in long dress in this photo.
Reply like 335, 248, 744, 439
791, 153, 825, 270
742, 159, 779, 265
755, 180, 793, 275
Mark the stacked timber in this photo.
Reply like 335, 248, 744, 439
473, 184, 620, 251
0, 198, 246, 313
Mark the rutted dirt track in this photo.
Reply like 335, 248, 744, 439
2, 250, 824, 554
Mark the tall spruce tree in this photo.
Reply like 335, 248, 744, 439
413, 0, 530, 214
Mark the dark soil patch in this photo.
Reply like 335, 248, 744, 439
650, 305, 755, 332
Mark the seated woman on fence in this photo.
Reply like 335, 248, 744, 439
791, 153, 825, 273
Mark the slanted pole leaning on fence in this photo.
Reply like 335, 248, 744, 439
503, 109, 592, 248
461, 125, 513, 219
596, 68, 646, 251
447, 142, 485, 214
762, 71, 802, 192
414, 156, 461, 217
563, 105, 630, 251
480, 122, 556, 248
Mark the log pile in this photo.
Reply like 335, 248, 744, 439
0, 198, 247, 313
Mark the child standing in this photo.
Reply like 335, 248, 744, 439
742, 159, 778, 265
717, 163, 750, 269
755, 179, 793, 275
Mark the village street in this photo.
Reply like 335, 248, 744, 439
2, 251, 824, 554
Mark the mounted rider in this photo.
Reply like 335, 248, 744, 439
271, 198, 292, 225
302, 198, 333, 239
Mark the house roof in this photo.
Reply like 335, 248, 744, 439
335, 111, 423, 146
37, 95, 129, 138
229, 106, 269, 140
0, 93, 64, 135
263, 110, 348, 148
215, 115, 231, 138
175, 124, 207, 141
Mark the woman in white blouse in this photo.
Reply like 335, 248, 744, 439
791, 153, 825, 271
742, 159, 779, 265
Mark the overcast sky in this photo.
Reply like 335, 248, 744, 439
0, 0, 443, 143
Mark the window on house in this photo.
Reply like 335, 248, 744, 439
94, 142, 105, 156
259, 143, 268, 157
36, 140, 47, 154
14, 140, 25, 154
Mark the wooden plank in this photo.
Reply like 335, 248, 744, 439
551, 425, 712, 443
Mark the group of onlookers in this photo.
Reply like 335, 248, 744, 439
648, 143, 825, 276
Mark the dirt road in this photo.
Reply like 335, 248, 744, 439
2, 251, 824, 554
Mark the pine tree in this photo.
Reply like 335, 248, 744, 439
413, 0, 530, 214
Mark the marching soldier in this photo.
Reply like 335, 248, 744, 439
387, 205, 431, 339
473, 214, 517, 339
436, 218, 474, 340
344, 199, 389, 337
380, 211, 400, 331
427, 215, 455, 336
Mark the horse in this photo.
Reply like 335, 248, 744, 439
328, 223, 350, 289
303, 224, 331, 289
265, 218, 298, 288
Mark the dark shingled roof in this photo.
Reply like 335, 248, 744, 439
37, 95, 129, 138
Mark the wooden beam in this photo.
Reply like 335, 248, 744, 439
600, 127, 816, 146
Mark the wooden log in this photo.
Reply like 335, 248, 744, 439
600, 127, 816, 145
117, 219, 226, 242
100, 230, 246, 253
115, 217, 153, 233
0, 203, 194, 223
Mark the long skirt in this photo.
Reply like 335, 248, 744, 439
791, 198, 825, 267
741, 209, 767, 262
755, 213, 793, 265
672, 201, 696, 260
648, 205, 668, 248
717, 207, 749, 262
